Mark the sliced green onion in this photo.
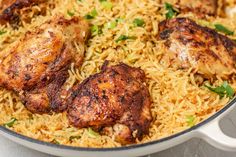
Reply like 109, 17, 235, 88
116, 18, 124, 23
186, 115, 195, 127
51, 139, 60, 144
101, 1, 113, 10
106, 21, 117, 29
84, 15, 94, 19
69, 135, 81, 141
164, 2, 178, 19
214, 24, 234, 35
67, 10, 75, 17
88, 128, 100, 138
84, 9, 98, 19
205, 81, 235, 98
4, 118, 17, 127
91, 25, 102, 36
133, 18, 145, 27
0, 30, 7, 35
115, 35, 136, 43
91, 9, 98, 16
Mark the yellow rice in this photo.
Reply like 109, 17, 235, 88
0, 0, 236, 148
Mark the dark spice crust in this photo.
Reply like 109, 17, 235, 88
67, 62, 153, 144
158, 18, 236, 79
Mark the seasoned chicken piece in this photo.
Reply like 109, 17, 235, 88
162, 0, 218, 16
158, 18, 236, 79
67, 62, 152, 144
0, 15, 90, 113
0, 0, 48, 26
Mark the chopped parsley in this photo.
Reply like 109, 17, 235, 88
116, 17, 124, 23
84, 9, 98, 19
115, 35, 136, 43
88, 128, 100, 138
69, 135, 81, 141
133, 18, 145, 27
101, 1, 113, 10
91, 25, 102, 36
214, 24, 234, 35
0, 29, 7, 35
186, 115, 195, 127
164, 2, 178, 19
205, 81, 235, 98
51, 139, 60, 144
67, 10, 75, 17
106, 21, 117, 29
4, 118, 17, 127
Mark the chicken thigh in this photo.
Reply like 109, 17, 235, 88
0, 15, 90, 113
158, 17, 236, 79
67, 62, 153, 144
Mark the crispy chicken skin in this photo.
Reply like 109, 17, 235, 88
162, 0, 218, 16
0, 15, 90, 113
158, 18, 236, 79
67, 62, 153, 144
0, 0, 47, 25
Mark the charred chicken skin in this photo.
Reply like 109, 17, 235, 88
158, 18, 236, 79
162, 0, 218, 16
0, 0, 48, 25
67, 62, 153, 144
0, 15, 90, 113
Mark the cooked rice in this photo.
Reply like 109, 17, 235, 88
0, 0, 236, 148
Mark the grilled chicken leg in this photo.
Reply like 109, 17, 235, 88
0, 15, 90, 113
158, 17, 236, 79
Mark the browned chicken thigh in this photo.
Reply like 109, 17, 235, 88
0, 15, 89, 113
162, 0, 218, 16
157, 18, 236, 79
0, 0, 49, 25
67, 62, 153, 144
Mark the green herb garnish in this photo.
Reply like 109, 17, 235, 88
67, 10, 75, 17
115, 35, 136, 43
91, 25, 102, 36
133, 18, 145, 27
84, 15, 94, 19
91, 9, 98, 16
106, 21, 117, 29
88, 128, 100, 138
214, 24, 234, 35
101, 1, 113, 10
4, 118, 17, 127
84, 9, 98, 19
205, 81, 234, 98
186, 115, 195, 127
165, 3, 178, 19
69, 136, 81, 141
0, 30, 7, 35
51, 139, 60, 144
116, 18, 124, 23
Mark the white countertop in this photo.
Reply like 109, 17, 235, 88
1, 109, 236, 157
